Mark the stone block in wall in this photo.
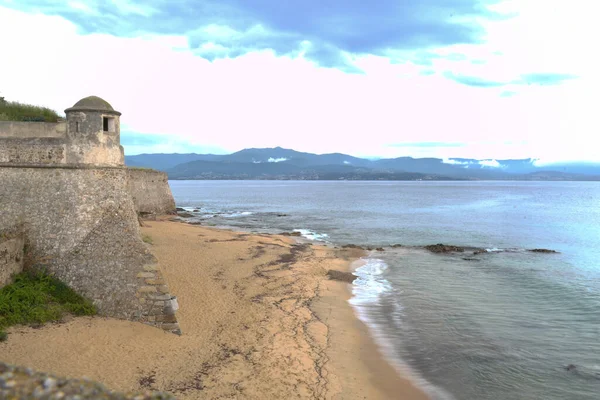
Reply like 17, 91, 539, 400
0, 232, 25, 288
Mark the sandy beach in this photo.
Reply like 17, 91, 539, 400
0, 219, 427, 399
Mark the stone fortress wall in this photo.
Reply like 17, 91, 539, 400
0, 96, 179, 333
127, 168, 177, 216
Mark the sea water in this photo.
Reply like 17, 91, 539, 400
170, 180, 600, 400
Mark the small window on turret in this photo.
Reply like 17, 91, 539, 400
103, 117, 116, 133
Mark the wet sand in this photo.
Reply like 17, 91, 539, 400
0, 219, 427, 399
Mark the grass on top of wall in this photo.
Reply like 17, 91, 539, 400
0, 98, 62, 123
0, 271, 97, 342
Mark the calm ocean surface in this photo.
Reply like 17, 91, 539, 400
170, 180, 600, 400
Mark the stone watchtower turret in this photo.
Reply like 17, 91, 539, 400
64, 96, 124, 166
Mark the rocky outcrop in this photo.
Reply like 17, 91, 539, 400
280, 232, 302, 237
528, 248, 559, 253
0, 362, 174, 399
425, 244, 465, 253
341, 244, 364, 250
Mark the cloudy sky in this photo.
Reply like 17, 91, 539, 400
0, 0, 597, 162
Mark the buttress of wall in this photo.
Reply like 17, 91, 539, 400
127, 168, 177, 215
0, 167, 180, 333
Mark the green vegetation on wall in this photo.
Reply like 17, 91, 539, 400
0, 96, 62, 122
0, 271, 97, 341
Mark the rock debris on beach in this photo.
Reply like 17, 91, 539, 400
0, 363, 174, 399
326, 270, 357, 283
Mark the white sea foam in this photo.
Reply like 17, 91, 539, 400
292, 229, 329, 242
485, 247, 503, 252
179, 207, 254, 219
348, 258, 393, 306
222, 211, 253, 218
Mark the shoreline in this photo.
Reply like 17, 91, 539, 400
0, 220, 428, 399
315, 252, 429, 399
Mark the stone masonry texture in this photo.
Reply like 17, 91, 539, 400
127, 169, 176, 216
0, 166, 180, 333
0, 229, 24, 287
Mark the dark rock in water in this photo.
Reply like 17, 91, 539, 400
342, 244, 364, 250
187, 221, 202, 225
390, 244, 403, 248
193, 208, 201, 212
425, 244, 465, 253
473, 250, 486, 255
529, 248, 558, 253
563, 364, 600, 380
326, 270, 356, 283
462, 257, 480, 261
375, 247, 385, 252
281, 231, 302, 237
177, 212, 194, 218
176, 207, 186, 212
276, 214, 289, 217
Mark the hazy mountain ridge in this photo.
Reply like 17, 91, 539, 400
125, 147, 600, 180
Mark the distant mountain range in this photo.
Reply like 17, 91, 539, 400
125, 147, 600, 181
